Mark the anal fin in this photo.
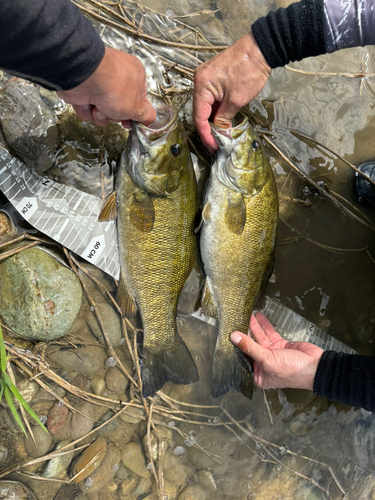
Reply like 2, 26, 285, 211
116, 275, 137, 318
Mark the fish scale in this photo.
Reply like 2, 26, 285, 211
114, 107, 199, 397
200, 118, 279, 399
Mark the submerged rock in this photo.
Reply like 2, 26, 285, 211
105, 367, 129, 393
78, 443, 121, 494
71, 437, 107, 483
24, 425, 52, 458
43, 440, 75, 479
47, 401, 70, 435
86, 302, 122, 347
178, 484, 206, 500
0, 247, 83, 341
0, 81, 58, 174
0, 480, 38, 500
121, 441, 151, 479
70, 402, 95, 441
47, 345, 106, 375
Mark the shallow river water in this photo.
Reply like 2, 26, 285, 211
1, 0, 375, 499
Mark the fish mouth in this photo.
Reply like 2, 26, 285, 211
135, 106, 177, 146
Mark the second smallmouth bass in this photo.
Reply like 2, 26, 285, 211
200, 117, 279, 399
101, 106, 198, 397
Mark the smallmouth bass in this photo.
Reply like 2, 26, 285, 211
101, 106, 199, 397
199, 117, 278, 399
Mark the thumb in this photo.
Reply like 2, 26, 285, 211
212, 94, 238, 129
133, 99, 157, 126
230, 332, 269, 364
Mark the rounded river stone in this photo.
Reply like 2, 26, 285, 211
0, 247, 82, 341
0, 480, 38, 500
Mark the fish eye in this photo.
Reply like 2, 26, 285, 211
170, 144, 181, 156
252, 140, 260, 151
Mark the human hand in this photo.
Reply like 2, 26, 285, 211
193, 33, 271, 153
230, 312, 324, 391
57, 47, 156, 128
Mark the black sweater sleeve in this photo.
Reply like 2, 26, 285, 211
0, 0, 105, 91
251, 0, 326, 69
313, 351, 375, 411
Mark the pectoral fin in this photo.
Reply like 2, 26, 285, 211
116, 275, 138, 317
98, 191, 117, 221
201, 279, 217, 318
225, 192, 246, 235
130, 191, 155, 232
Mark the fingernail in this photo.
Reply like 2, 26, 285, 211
95, 111, 106, 120
230, 332, 242, 345
82, 104, 91, 112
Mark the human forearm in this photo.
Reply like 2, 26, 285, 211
0, 0, 105, 91
314, 351, 375, 411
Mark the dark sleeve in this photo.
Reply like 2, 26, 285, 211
251, 0, 327, 69
0, 0, 105, 91
313, 351, 375, 411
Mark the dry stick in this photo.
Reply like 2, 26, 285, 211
329, 189, 375, 225
220, 407, 333, 499
69, 255, 137, 369
262, 390, 274, 425
0, 241, 38, 261
291, 130, 375, 187
17, 472, 69, 484
74, 1, 228, 50
64, 249, 137, 387
146, 401, 160, 492
280, 216, 373, 257
99, 126, 108, 201
12, 359, 100, 422
285, 65, 375, 79
244, 420, 346, 496
157, 392, 221, 409
261, 134, 375, 232
0, 405, 129, 479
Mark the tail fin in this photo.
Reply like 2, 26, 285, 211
211, 347, 253, 400
140, 335, 199, 397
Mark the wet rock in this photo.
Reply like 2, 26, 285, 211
164, 460, 194, 487
0, 247, 82, 341
0, 211, 16, 241
71, 375, 92, 393
86, 302, 122, 346
43, 440, 75, 479
153, 479, 179, 500
197, 470, 216, 492
105, 367, 128, 393
24, 425, 52, 458
0, 480, 38, 500
70, 402, 95, 440
0, 81, 58, 174
6, 380, 38, 409
119, 406, 145, 425
90, 376, 105, 396
178, 484, 206, 500
187, 447, 214, 469
120, 474, 138, 496
142, 425, 172, 462
0, 445, 8, 466
96, 410, 118, 437
71, 437, 106, 483
33, 382, 66, 403
47, 346, 106, 375
47, 401, 70, 435
78, 443, 121, 494
131, 476, 152, 496
49, 411, 72, 443
121, 441, 151, 479
116, 463, 129, 480
53, 483, 81, 500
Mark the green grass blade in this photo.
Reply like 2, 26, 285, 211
0, 378, 4, 402
4, 385, 26, 435
0, 324, 6, 373
3, 372, 49, 433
